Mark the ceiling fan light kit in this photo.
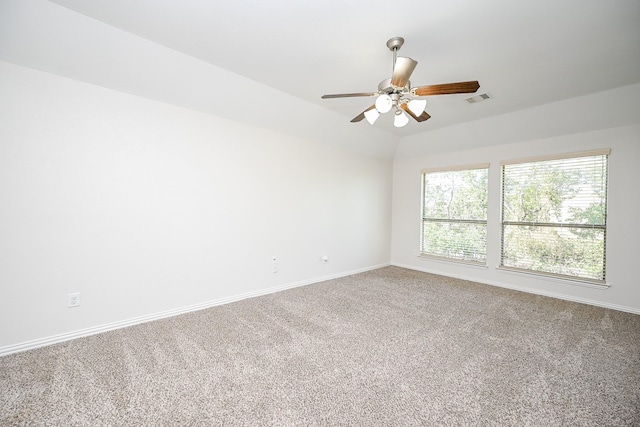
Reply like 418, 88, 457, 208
364, 108, 380, 125
322, 37, 481, 128
394, 110, 409, 128
407, 99, 427, 116
375, 94, 393, 113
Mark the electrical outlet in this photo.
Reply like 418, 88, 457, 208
272, 256, 278, 273
322, 255, 329, 263
68, 292, 80, 308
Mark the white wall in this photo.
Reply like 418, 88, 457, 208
0, 61, 392, 353
391, 90, 640, 312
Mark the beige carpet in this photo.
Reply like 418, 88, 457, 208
1, 266, 639, 426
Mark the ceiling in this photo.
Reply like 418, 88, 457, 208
26, 0, 640, 136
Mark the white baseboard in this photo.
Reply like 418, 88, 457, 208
391, 262, 640, 315
0, 263, 390, 357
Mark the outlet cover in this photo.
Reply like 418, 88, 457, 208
68, 292, 80, 308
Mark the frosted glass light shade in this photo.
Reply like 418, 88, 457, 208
375, 94, 392, 113
394, 111, 409, 127
407, 99, 427, 116
364, 108, 379, 125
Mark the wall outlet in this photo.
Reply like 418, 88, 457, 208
272, 256, 278, 273
68, 292, 80, 308
322, 255, 329, 263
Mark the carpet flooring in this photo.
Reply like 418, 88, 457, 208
1, 266, 639, 426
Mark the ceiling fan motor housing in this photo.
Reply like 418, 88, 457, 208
378, 78, 410, 95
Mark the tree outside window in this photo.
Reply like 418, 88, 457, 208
421, 165, 488, 264
501, 151, 609, 282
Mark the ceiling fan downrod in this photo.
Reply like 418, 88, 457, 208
386, 36, 404, 73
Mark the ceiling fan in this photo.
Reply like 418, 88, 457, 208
321, 37, 480, 127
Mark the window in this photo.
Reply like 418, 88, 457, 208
500, 150, 609, 283
421, 164, 489, 264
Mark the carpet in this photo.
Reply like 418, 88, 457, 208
1, 266, 639, 426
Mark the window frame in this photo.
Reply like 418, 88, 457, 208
499, 149, 610, 285
420, 163, 490, 265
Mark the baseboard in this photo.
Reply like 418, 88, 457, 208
0, 263, 390, 357
391, 262, 640, 315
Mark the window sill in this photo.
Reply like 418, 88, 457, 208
416, 254, 488, 269
497, 266, 611, 289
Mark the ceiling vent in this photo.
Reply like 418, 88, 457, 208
465, 92, 492, 104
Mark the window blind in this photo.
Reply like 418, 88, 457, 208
500, 151, 609, 282
421, 166, 488, 264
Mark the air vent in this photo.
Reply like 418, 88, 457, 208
465, 93, 492, 104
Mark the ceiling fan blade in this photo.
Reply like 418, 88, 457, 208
351, 105, 376, 122
412, 81, 480, 96
401, 103, 431, 122
391, 57, 418, 88
321, 92, 378, 99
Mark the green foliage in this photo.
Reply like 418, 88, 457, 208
422, 222, 487, 262
503, 162, 582, 223
501, 155, 607, 280
422, 169, 488, 262
502, 225, 605, 280
423, 169, 488, 220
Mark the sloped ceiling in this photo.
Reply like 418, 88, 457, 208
1, 0, 639, 150
43, 0, 640, 132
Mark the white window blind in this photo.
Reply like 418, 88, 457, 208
501, 150, 609, 282
421, 165, 488, 264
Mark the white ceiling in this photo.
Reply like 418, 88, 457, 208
16, 0, 640, 136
